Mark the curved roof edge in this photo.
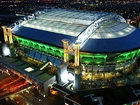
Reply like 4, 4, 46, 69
13, 26, 140, 54
9, 8, 140, 54
81, 28, 140, 53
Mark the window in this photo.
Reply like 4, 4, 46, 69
40, 54, 47, 62
24, 48, 29, 55
54, 59, 62, 67
35, 52, 41, 60
48, 56, 54, 63
29, 50, 35, 57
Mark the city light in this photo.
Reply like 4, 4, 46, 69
24, 67, 34, 72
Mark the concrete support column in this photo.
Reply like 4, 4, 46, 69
74, 66, 81, 91
74, 44, 80, 66
58, 63, 68, 84
1, 26, 13, 44
1, 26, 8, 43
62, 39, 69, 63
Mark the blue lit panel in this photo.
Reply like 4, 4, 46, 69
47, 56, 54, 63
35, 52, 41, 60
40, 54, 47, 62
54, 59, 62, 67
29, 50, 35, 57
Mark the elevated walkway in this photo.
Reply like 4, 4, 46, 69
52, 84, 75, 95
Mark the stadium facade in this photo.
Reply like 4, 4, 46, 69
1, 8, 140, 96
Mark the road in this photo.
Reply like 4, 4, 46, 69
0, 72, 65, 105
0, 73, 30, 99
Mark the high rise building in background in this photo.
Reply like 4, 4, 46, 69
0, 7, 140, 104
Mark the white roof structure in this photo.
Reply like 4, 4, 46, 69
11, 8, 129, 38
9, 8, 140, 53
21, 9, 109, 37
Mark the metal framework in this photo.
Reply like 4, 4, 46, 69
69, 13, 126, 49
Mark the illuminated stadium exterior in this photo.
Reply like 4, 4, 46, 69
2, 8, 140, 94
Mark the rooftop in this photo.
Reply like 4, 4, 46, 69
9, 8, 140, 53
0, 56, 54, 83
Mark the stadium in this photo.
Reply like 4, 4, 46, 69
1, 8, 140, 95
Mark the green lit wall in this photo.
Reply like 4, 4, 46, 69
80, 53, 107, 65
13, 35, 64, 58
80, 49, 140, 65
13, 35, 140, 65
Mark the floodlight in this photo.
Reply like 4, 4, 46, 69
2, 43, 11, 56
67, 73, 74, 81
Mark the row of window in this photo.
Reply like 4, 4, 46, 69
21, 47, 63, 67
14, 37, 64, 58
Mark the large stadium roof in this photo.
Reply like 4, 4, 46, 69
10, 8, 140, 53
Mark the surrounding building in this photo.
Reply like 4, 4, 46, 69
0, 8, 140, 104
64, 84, 140, 105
